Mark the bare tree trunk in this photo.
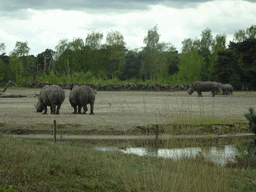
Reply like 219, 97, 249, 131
0, 81, 17, 95
44, 54, 47, 72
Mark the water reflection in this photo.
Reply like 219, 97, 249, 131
93, 145, 237, 166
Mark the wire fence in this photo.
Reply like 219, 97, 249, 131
6, 120, 256, 167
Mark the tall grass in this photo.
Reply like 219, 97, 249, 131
1, 134, 255, 191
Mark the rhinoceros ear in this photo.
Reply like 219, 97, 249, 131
34, 92, 40, 97
70, 83, 74, 90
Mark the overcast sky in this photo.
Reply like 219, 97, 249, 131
1, 0, 256, 55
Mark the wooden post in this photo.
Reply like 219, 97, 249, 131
53, 120, 56, 143
155, 124, 159, 156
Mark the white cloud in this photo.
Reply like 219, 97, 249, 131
1, 0, 256, 55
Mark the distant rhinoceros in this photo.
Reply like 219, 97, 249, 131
220, 84, 233, 95
35, 84, 65, 114
187, 81, 221, 97
69, 85, 95, 114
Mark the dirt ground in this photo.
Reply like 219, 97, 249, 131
0, 87, 256, 135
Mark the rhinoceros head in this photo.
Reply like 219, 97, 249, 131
187, 85, 194, 95
35, 100, 44, 112
34, 93, 44, 112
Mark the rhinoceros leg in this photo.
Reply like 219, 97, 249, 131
78, 105, 83, 114
90, 103, 94, 115
50, 105, 55, 114
82, 105, 88, 114
197, 91, 203, 97
70, 103, 77, 114
56, 105, 61, 114
51, 104, 58, 114
42, 106, 47, 114
73, 105, 78, 114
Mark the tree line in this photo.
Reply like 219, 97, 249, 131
0, 25, 256, 90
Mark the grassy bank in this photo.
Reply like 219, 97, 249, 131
0, 135, 255, 191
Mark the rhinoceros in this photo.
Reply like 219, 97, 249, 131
69, 85, 95, 114
220, 84, 233, 95
187, 81, 221, 97
35, 85, 65, 114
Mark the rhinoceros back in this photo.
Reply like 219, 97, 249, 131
69, 85, 95, 106
193, 81, 218, 92
76, 86, 95, 105
42, 85, 65, 106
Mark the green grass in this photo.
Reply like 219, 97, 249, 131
22, 71, 175, 86
0, 134, 255, 192
172, 118, 247, 125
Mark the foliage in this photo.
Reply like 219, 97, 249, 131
213, 50, 241, 89
120, 50, 141, 80
231, 108, 256, 169
85, 31, 103, 50
2, 25, 256, 89
244, 107, 256, 134
174, 49, 204, 83
0, 43, 5, 53
234, 142, 256, 169
12, 41, 30, 57
233, 25, 256, 42
0, 54, 16, 85
140, 25, 178, 81
0, 186, 17, 192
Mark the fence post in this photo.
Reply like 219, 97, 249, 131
155, 124, 159, 156
53, 120, 56, 143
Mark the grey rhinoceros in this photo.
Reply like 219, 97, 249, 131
35, 84, 65, 114
220, 84, 233, 95
187, 81, 221, 97
69, 85, 95, 114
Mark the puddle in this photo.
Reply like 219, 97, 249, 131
93, 145, 237, 166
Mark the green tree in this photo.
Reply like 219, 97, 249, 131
246, 25, 256, 39
104, 31, 126, 78
69, 38, 85, 72
0, 43, 5, 54
0, 59, 5, 81
12, 41, 30, 76
141, 25, 160, 80
54, 39, 71, 75
120, 50, 141, 80
85, 31, 103, 50
199, 28, 214, 80
229, 38, 256, 90
13, 41, 30, 57
213, 50, 240, 88
181, 38, 194, 53
210, 34, 227, 80
106, 31, 125, 47
9, 52, 22, 77
85, 32, 104, 74
175, 49, 204, 83
233, 29, 247, 43
233, 25, 256, 42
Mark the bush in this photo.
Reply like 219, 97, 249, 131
234, 142, 256, 169
244, 107, 256, 134
232, 107, 256, 169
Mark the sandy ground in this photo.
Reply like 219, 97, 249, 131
0, 88, 255, 132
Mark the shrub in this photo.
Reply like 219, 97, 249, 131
234, 142, 256, 169
244, 107, 256, 134
233, 108, 256, 168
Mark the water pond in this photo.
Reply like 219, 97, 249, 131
93, 145, 237, 166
